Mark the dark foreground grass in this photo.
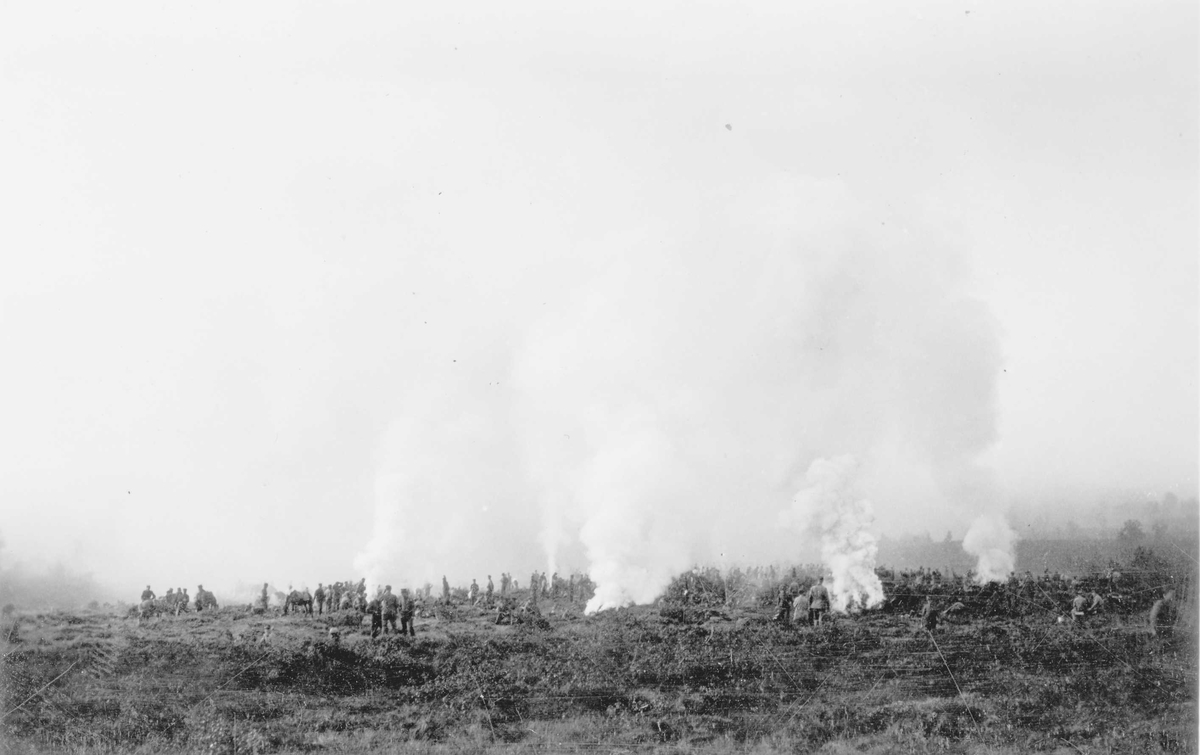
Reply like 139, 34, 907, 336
2, 606, 1194, 754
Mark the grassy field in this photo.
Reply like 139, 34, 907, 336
1, 599, 1195, 754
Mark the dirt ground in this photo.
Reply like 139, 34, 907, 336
1, 599, 1195, 754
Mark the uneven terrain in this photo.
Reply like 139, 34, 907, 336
2, 598, 1195, 754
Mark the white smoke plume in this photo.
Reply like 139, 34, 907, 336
783, 456, 884, 612
962, 513, 1017, 583
353, 177, 1006, 608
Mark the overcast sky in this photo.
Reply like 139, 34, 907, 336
1, 1, 1196, 598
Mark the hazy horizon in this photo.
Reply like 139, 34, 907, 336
2, 1, 1196, 601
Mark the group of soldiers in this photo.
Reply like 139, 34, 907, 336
138, 584, 217, 618
443, 571, 592, 608
772, 576, 832, 627
136, 561, 1185, 640
753, 562, 1187, 637
306, 580, 369, 614
363, 585, 418, 636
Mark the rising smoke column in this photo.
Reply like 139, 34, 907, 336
782, 455, 884, 612
962, 513, 1016, 582
356, 176, 1010, 609
574, 411, 693, 614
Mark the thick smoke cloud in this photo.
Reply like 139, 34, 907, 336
782, 456, 884, 612
354, 177, 1005, 606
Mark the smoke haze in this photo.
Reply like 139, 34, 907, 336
1, 1, 1194, 600
350, 179, 1009, 607
963, 514, 1019, 583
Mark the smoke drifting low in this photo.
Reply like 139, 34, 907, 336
963, 514, 1018, 583
355, 178, 1007, 606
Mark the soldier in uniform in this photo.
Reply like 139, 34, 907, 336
792, 592, 810, 626
314, 583, 326, 615
367, 593, 383, 637
773, 587, 791, 624
381, 586, 399, 634
807, 577, 830, 627
442, 575, 450, 602
1070, 594, 1088, 623
399, 588, 416, 637
469, 579, 479, 605
141, 585, 156, 601
179, 588, 189, 615
922, 597, 938, 632
486, 575, 494, 606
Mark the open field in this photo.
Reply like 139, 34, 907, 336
2, 594, 1195, 755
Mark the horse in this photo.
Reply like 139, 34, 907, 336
134, 598, 171, 625
194, 589, 219, 612
283, 590, 313, 616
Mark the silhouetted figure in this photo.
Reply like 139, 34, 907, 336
400, 589, 416, 636
807, 577, 830, 626
381, 586, 399, 634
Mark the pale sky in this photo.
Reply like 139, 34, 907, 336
1, 1, 1196, 599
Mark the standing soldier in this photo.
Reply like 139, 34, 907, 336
922, 597, 939, 632
807, 576, 830, 627
142, 585, 156, 601
792, 592, 810, 627
399, 588, 416, 637
442, 575, 451, 603
258, 583, 270, 612
381, 586, 399, 634
367, 592, 383, 637
485, 576, 494, 606
773, 587, 791, 624
469, 579, 480, 605
314, 584, 326, 615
